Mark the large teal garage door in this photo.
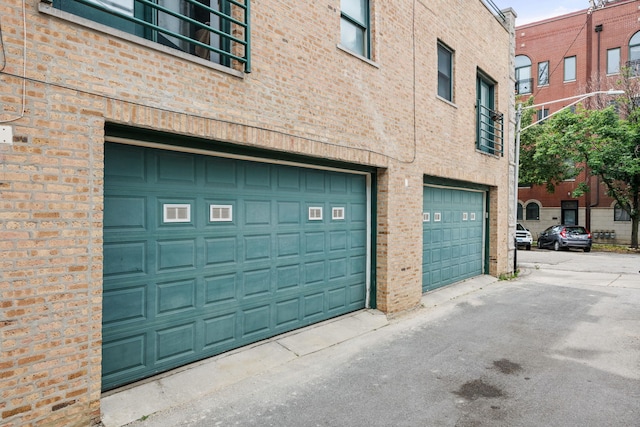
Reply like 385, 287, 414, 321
422, 185, 485, 292
102, 143, 369, 391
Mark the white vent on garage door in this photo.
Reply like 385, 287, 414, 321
210, 205, 233, 222
309, 207, 323, 220
332, 207, 345, 220
163, 204, 191, 223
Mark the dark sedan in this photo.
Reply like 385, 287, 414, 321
537, 225, 592, 252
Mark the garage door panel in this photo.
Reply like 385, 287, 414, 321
242, 305, 272, 337
204, 274, 237, 305
104, 196, 147, 231
104, 143, 368, 391
156, 239, 197, 271
203, 312, 236, 349
102, 286, 147, 326
156, 151, 197, 185
155, 322, 197, 363
102, 335, 147, 378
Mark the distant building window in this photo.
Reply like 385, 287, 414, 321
341, 0, 370, 58
437, 42, 454, 102
525, 202, 540, 220
564, 56, 576, 82
538, 61, 549, 86
537, 108, 549, 123
517, 203, 523, 221
614, 204, 631, 221
515, 55, 532, 94
629, 32, 640, 76
607, 48, 620, 75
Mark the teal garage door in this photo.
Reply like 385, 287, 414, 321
422, 185, 484, 292
102, 143, 369, 391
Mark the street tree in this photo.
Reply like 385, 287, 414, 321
525, 106, 640, 248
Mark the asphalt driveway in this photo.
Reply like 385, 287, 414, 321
115, 250, 640, 427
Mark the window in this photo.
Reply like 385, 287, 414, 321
476, 71, 503, 156
538, 61, 549, 86
629, 32, 640, 76
437, 42, 454, 102
54, 0, 250, 71
517, 203, 523, 221
515, 55, 532, 94
525, 202, 539, 220
607, 48, 620, 75
564, 56, 576, 82
340, 0, 370, 58
537, 108, 549, 122
614, 204, 631, 221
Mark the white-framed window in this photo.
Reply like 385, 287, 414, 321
434, 212, 442, 222
309, 207, 323, 221
423, 212, 430, 222
163, 203, 191, 223
332, 207, 345, 220
470, 212, 476, 221
462, 212, 468, 221
210, 204, 233, 222
515, 55, 532, 94
607, 47, 620, 75
564, 56, 576, 82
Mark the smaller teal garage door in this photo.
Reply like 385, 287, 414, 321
422, 185, 485, 292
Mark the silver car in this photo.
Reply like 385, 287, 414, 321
537, 225, 592, 252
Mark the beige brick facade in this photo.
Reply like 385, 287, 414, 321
0, 0, 515, 425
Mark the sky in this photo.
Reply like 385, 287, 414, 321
492, 0, 593, 25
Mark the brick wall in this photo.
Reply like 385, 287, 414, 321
0, 0, 513, 424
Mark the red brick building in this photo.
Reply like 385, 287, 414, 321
515, 0, 639, 245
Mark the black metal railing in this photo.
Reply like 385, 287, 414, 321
625, 59, 640, 77
477, 103, 504, 156
55, 0, 251, 72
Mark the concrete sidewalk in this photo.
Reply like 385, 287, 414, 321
101, 274, 498, 427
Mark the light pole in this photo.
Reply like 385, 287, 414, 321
512, 89, 624, 259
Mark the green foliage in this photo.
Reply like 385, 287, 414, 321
518, 97, 640, 248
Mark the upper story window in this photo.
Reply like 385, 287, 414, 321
437, 42, 454, 102
517, 203, 523, 221
538, 61, 549, 86
564, 56, 576, 82
628, 31, 640, 76
476, 70, 503, 156
54, 0, 251, 72
607, 48, 620, 75
515, 55, 532, 94
340, 0, 370, 58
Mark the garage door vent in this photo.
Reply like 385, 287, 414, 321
309, 207, 323, 220
332, 207, 345, 220
423, 212, 430, 222
163, 204, 191, 223
210, 205, 233, 222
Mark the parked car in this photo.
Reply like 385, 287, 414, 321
537, 225, 592, 252
516, 223, 532, 250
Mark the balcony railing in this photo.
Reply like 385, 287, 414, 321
626, 59, 640, 77
55, 0, 251, 72
477, 103, 504, 156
